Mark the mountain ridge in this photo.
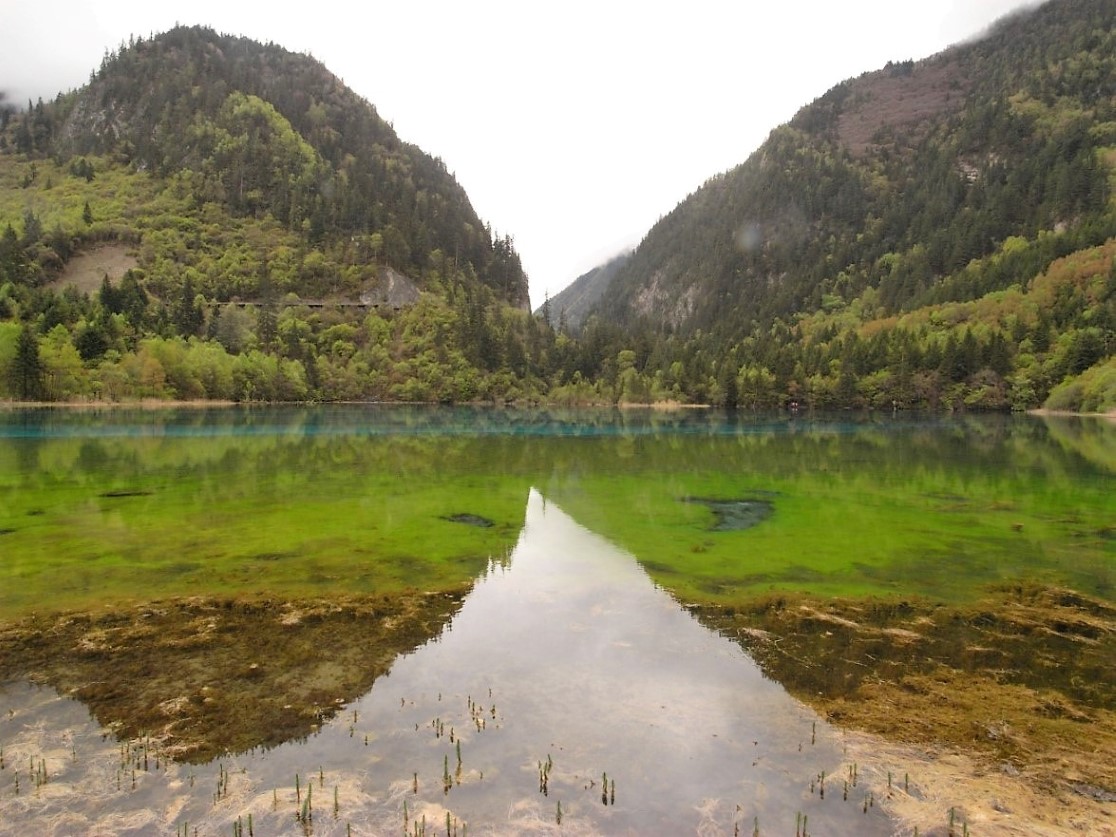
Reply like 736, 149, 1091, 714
594, 0, 1114, 336
0, 26, 552, 404
537, 250, 632, 333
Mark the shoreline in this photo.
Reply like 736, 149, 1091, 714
2, 398, 1114, 417
0, 398, 240, 410
1028, 406, 1116, 421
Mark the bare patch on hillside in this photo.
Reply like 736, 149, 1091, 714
838, 60, 968, 157
50, 244, 138, 295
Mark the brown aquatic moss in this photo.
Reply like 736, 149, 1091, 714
0, 589, 469, 762
690, 584, 1116, 798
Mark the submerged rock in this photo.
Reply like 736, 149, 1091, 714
685, 497, 774, 531
442, 513, 495, 528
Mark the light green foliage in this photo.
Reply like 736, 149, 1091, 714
39, 324, 86, 400
1045, 356, 1116, 412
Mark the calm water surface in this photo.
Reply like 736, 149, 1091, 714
0, 407, 1112, 834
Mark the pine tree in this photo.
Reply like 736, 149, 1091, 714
11, 325, 44, 401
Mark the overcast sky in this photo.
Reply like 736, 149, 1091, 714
4, 0, 1039, 308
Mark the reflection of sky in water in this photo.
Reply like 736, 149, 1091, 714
0, 490, 892, 835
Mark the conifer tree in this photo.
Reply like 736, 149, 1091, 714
11, 324, 44, 400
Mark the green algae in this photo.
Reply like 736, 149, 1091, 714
542, 416, 1114, 605
0, 429, 527, 618
1, 409, 1112, 620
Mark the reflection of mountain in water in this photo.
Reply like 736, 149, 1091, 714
319, 489, 892, 834
0, 489, 892, 836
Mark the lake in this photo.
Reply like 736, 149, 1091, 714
0, 406, 1112, 835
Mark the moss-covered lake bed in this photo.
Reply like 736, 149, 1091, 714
0, 406, 1113, 834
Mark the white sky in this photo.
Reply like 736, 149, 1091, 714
3, 0, 1038, 308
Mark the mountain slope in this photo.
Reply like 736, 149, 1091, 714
538, 250, 632, 332
14, 25, 529, 309
0, 27, 550, 404
595, 0, 1115, 338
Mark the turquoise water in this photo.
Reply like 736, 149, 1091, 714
0, 407, 1112, 834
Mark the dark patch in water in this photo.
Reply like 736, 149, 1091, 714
443, 513, 495, 528
685, 497, 774, 532
100, 489, 154, 498
251, 552, 296, 562
0, 528, 15, 535
26, 509, 44, 516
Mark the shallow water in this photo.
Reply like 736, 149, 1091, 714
1, 406, 1113, 834
1, 490, 891, 835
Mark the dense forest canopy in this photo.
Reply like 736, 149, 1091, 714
1, 3, 1114, 411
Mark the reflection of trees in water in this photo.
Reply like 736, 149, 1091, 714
1040, 413, 1116, 474
6, 408, 1106, 508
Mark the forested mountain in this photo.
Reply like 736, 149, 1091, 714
0, 27, 550, 404
1, 4, 1114, 411
26, 26, 528, 307
538, 251, 632, 333
574, 0, 1115, 411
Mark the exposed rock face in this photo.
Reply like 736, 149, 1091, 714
360, 267, 421, 309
